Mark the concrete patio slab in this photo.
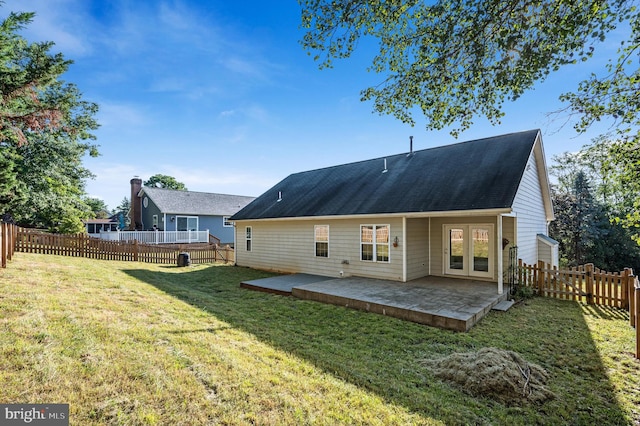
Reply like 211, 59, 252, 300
241, 274, 508, 331
240, 273, 333, 295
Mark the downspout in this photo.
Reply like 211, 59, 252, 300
233, 222, 237, 265
497, 214, 504, 295
402, 216, 407, 282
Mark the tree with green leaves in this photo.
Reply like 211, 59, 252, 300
299, 0, 640, 240
0, 7, 99, 233
144, 174, 188, 191
84, 197, 110, 219
550, 145, 640, 270
550, 171, 607, 266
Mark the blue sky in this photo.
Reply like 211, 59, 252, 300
2, 0, 626, 210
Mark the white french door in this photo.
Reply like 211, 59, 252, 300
444, 224, 494, 278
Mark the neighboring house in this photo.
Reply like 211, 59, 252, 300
130, 178, 255, 245
230, 129, 558, 294
83, 216, 120, 235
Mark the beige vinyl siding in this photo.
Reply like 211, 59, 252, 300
406, 218, 429, 280
501, 216, 517, 273
512, 150, 548, 265
235, 217, 404, 281
538, 239, 552, 265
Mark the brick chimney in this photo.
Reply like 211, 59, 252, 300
130, 177, 143, 230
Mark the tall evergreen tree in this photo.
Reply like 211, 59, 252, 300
0, 8, 99, 232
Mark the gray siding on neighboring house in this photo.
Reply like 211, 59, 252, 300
512, 148, 549, 265
198, 215, 234, 244
141, 197, 162, 230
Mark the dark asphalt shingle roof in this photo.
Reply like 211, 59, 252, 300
231, 130, 540, 220
140, 187, 255, 216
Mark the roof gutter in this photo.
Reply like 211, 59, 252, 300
230, 208, 513, 223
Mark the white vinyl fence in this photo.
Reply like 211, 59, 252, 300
98, 230, 210, 244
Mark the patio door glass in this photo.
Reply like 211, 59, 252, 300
445, 224, 493, 278
447, 227, 466, 275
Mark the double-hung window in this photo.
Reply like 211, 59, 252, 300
360, 224, 390, 262
314, 225, 329, 257
245, 226, 252, 252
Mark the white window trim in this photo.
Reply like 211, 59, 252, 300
245, 226, 252, 252
314, 225, 329, 258
443, 223, 494, 278
223, 216, 233, 227
360, 224, 390, 263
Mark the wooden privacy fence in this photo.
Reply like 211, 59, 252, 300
1, 222, 18, 269
519, 260, 640, 359
14, 227, 234, 265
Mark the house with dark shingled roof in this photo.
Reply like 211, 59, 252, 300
230, 129, 558, 294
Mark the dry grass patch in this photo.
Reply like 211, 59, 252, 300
422, 347, 555, 404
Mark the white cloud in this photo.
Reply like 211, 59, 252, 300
2, 0, 94, 56
97, 102, 150, 128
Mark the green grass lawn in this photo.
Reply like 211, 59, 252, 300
1, 253, 639, 425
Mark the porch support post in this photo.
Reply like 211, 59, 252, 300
402, 216, 407, 282
428, 217, 431, 276
497, 214, 504, 294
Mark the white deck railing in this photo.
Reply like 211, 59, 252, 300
98, 230, 210, 244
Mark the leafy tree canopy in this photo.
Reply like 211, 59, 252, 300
300, 0, 640, 239
299, 0, 636, 135
144, 174, 188, 191
551, 140, 640, 268
84, 197, 110, 219
0, 6, 99, 233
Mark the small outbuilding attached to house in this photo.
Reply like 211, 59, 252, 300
230, 129, 558, 295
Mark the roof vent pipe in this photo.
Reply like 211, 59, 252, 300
382, 158, 388, 173
407, 135, 414, 157
277, 191, 282, 202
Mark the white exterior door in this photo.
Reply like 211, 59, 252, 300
444, 224, 494, 279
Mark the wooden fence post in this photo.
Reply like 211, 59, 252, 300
134, 240, 139, 262
629, 274, 636, 328
1, 222, 6, 268
585, 263, 594, 305
537, 260, 544, 295
621, 268, 631, 310
635, 284, 640, 360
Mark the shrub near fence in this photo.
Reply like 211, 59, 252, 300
14, 228, 233, 265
